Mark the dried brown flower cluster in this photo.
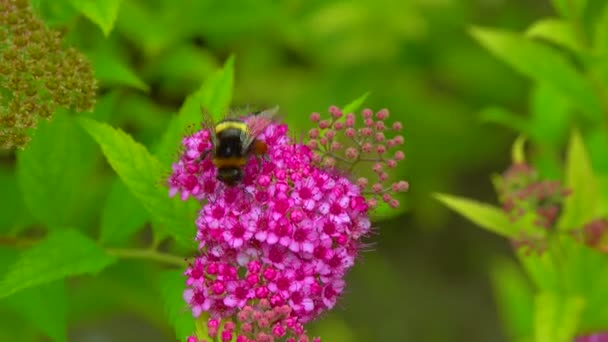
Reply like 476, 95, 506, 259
0, 0, 97, 149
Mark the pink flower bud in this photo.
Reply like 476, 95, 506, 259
310, 112, 320, 122
329, 105, 342, 118
345, 147, 358, 159
357, 177, 368, 188
362, 108, 373, 118
372, 183, 383, 193
308, 128, 319, 139
379, 172, 389, 181
376, 108, 389, 120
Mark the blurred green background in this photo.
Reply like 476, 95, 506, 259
0, 0, 575, 341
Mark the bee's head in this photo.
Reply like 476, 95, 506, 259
217, 167, 244, 186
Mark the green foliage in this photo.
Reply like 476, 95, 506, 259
558, 131, 600, 230
100, 179, 149, 245
491, 259, 534, 342
534, 293, 585, 342
0, 229, 116, 299
79, 117, 196, 246
69, 0, 122, 36
470, 26, 602, 120
158, 270, 196, 341
438, 128, 608, 339
342, 92, 370, 115
17, 111, 97, 229
551, 0, 587, 20
90, 45, 149, 91
434, 194, 515, 238
155, 56, 235, 165
526, 19, 580, 53
199, 55, 235, 121
4, 281, 67, 342
10, 0, 608, 340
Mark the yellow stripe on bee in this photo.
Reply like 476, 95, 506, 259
215, 121, 248, 134
213, 157, 247, 168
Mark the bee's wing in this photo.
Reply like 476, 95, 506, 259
241, 106, 280, 154
200, 106, 218, 147
249, 106, 280, 137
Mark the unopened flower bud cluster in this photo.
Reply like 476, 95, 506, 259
307, 106, 408, 209
0, 0, 97, 149
496, 163, 608, 255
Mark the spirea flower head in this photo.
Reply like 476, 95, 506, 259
0, 0, 97, 149
169, 106, 407, 340
494, 163, 570, 254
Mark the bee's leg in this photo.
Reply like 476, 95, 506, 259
197, 149, 211, 163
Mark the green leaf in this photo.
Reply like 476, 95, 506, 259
586, 128, 608, 174
517, 251, 560, 291
158, 270, 196, 341
551, 0, 586, 20
594, 3, 608, 54
434, 193, 515, 237
529, 83, 571, 145
200, 55, 235, 121
100, 179, 149, 245
155, 56, 235, 165
0, 229, 116, 299
30, 0, 78, 27
342, 92, 370, 115
79, 118, 196, 246
4, 281, 67, 342
558, 131, 599, 230
17, 112, 97, 229
90, 46, 149, 91
491, 259, 534, 342
470, 27, 602, 120
511, 135, 527, 164
0, 168, 32, 234
69, 0, 122, 36
534, 293, 585, 342
526, 18, 579, 52
479, 107, 530, 135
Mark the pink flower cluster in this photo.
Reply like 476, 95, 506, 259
168, 111, 382, 339
494, 163, 570, 254
187, 299, 322, 342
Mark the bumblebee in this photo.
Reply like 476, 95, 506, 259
201, 107, 278, 186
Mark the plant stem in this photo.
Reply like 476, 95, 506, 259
106, 247, 188, 267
